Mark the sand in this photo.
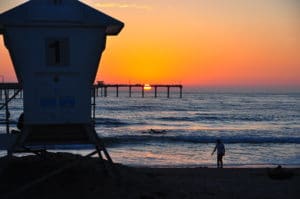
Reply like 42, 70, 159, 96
0, 152, 299, 199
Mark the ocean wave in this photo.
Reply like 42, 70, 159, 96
94, 117, 129, 127
94, 117, 147, 127
101, 135, 300, 144
197, 113, 278, 122
156, 114, 277, 123
0, 119, 18, 125
157, 116, 198, 122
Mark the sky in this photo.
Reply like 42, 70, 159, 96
0, 0, 299, 88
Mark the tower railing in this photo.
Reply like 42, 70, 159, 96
0, 88, 22, 135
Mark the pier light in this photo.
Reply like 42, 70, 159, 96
0, 0, 123, 147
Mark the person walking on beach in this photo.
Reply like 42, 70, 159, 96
211, 139, 225, 168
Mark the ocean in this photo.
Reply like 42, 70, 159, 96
1, 88, 300, 168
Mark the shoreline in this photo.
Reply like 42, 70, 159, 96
1, 150, 300, 169
128, 163, 300, 169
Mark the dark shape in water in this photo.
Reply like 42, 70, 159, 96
142, 129, 167, 135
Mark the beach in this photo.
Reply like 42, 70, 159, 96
0, 152, 299, 199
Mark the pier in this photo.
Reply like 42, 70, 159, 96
94, 82, 183, 98
0, 82, 183, 99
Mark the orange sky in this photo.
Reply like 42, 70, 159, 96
0, 0, 299, 87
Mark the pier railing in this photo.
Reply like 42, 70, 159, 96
94, 83, 183, 98
0, 83, 22, 135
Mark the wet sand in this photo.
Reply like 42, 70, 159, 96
0, 152, 299, 199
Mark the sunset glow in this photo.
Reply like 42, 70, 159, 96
143, 84, 152, 91
0, 0, 299, 88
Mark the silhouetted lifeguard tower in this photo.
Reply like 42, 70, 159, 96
0, 0, 123, 160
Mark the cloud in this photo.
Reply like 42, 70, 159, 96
94, 2, 151, 10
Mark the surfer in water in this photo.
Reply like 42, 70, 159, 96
142, 129, 167, 134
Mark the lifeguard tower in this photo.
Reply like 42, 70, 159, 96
0, 0, 123, 160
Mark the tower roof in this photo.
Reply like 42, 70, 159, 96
0, 0, 124, 35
